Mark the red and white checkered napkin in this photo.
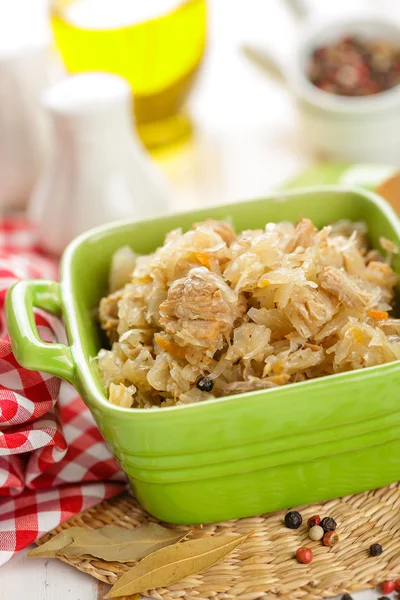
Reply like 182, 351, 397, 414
0, 220, 126, 566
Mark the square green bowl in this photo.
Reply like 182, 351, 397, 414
6, 186, 400, 524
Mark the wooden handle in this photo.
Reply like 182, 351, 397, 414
375, 172, 400, 215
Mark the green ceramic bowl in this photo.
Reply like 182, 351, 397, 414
6, 186, 400, 524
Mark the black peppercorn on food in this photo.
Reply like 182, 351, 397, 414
196, 377, 214, 392
284, 511, 302, 529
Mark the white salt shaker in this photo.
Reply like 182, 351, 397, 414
0, 43, 49, 211
28, 73, 171, 255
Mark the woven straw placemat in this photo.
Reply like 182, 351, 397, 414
36, 483, 400, 600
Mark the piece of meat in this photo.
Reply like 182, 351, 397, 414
193, 219, 236, 246
224, 376, 282, 395
159, 267, 241, 355
319, 266, 371, 309
284, 287, 337, 338
99, 290, 123, 342
285, 218, 317, 253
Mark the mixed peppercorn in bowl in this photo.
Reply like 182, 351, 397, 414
307, 34, 400, 97
284, 15, 400, 162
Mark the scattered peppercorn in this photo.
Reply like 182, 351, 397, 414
341, 594, 353, 600
307, 515, 321, 528
307, 35, 400, 97
196, 377, 214, 392
369, 543, 383, 556
395, 579, 400, 591
309, 525, 324, 541
296, 546, 313, 564
381, 580, 395, 594
323, 530, 339, 547
320, 517, 337, 533
378, 597, 390, 600
284, 511, 302, 529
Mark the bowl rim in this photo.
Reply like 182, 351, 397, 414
287, 13, 400, 114
61, 184, 400, 416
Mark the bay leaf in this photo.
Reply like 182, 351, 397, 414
60, 523, 189, 562
27, 527, 82, 558
104, 531, 253, 598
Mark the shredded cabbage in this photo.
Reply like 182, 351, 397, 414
97, 218, 400, 408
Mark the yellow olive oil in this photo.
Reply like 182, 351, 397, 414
50, 0, 207, 148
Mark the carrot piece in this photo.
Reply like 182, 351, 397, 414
368, 309, 389, 320
195, 252, 211, 269
154, 335, 186, 359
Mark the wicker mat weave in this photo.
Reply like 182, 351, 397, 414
36, 483, 400, 600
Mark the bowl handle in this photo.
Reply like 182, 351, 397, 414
6, 280, 76, 385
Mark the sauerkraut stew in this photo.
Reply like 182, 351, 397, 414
97, 218, 400, 408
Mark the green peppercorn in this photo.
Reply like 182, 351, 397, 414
370, 543, 383, 556
320, 516, 337, 533
284, 511, 302, 529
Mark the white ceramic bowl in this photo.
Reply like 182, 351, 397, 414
285, 14, 400, 163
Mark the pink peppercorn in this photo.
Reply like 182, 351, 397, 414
381, 580, 395, 594
296, 547, 313, 564
323, 530, 339, 547
307, 35, 400, 97
307, 515, 321, 528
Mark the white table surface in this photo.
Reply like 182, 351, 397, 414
1, 0, 400, 599
0, 546, 384, 600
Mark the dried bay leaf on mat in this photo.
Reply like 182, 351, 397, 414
62, 523, 189, 562
28, 523, 188, 563
27, 528, 82, 557
104, 532, 253, 598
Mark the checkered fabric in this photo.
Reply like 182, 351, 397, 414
0, 220, 126, 566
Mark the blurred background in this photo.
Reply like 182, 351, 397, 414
2, 0, 400, 249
